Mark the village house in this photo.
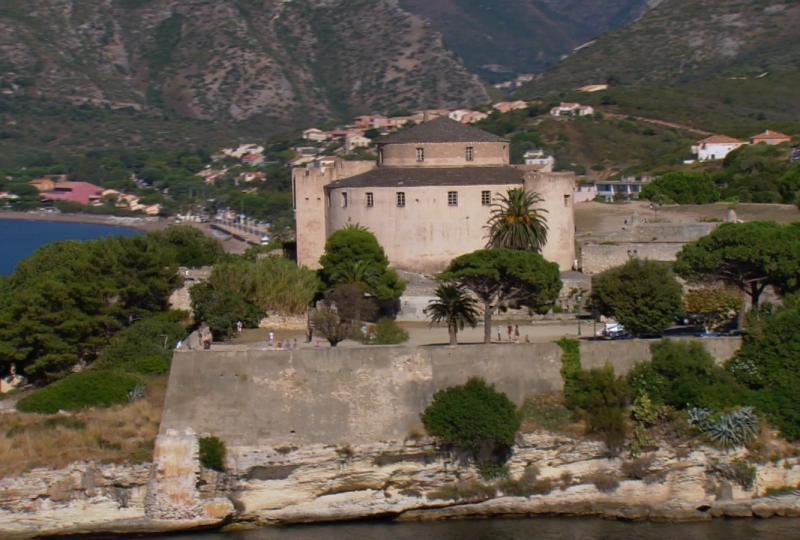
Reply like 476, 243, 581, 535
345, 134, 372, 153
197, 168, 227, 185
749, 130, 792, 146
792, 146, 800, 163
449, 109, 489, 124
241, 153, 265, 166
302, 128, 331, 142
523, 149, 555, 172
692, 135, 746, 161
222, 144, 264, 160
41, 181, 103, 206
550, 102, 595, 117
239, 171, 267, 183
29, 175, 68, 192
595, 176, 653, 201
293, 117, 576, 273
493, 101, 528, 114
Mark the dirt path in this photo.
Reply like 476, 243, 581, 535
602, 110, 713, 136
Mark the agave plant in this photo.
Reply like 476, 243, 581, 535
688, 407, 759, 450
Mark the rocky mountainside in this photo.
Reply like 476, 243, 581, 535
518, 0, 800, 96
400, 0, 649, 82
0, 0, 488, 127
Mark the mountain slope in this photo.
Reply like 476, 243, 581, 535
517, 0, 800, 95
0, 0, 488, 127
400, 0, 649, 82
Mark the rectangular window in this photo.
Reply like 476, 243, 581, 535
563, 194, 571, 207
481, 191, 491, 206
366, 192, 374, 207
341, 192, 348, 208
416, 147, 424, 162
448, 191, 458, 207
466, 146, 474, 162
396, 192, 406, 207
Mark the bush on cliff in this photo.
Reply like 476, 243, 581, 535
628, 340, 746, 410
16, 370, 141, 414
565, 365, 630, 455
199, 436, 226, 472
729, 300, 800, 440
421, 378, 520, 461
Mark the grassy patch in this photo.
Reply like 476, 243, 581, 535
0, 376, 166, 476
519, 394, 574, 433
16, 370, 142, 414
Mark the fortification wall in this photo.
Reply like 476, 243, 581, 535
581, 242, 687, 275
160, 338, 741, 448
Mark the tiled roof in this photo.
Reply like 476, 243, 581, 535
327, 166, 524, 189
379, 117, 507, 144
698, 135, 744, 144
751, 130, 791, 140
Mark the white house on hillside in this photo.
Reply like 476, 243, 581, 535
550, 102, 594, 117
303, 128, 331, 142
523, 149, 555, 171
692, 135, 746, 161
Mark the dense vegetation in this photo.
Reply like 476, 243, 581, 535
15, 370, 143, 414
0, 235, 184, 381
590, 259, 683, 337
421, 377, 520, 463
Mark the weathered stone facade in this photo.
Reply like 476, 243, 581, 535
293, 117, 576, 273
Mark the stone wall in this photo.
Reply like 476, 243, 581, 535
160, 338, 741, 447
380, 141, 508, 167
581, 242, 688, 275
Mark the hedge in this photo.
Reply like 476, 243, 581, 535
16, 370, 141, 414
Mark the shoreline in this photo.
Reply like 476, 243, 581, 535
0, 211, 169, 233
0, 211, 249, 254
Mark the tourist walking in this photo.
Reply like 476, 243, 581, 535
507, 325, 513, 341
268, 331, 275, 347
514, 325, 520, 341
496, 327, 502, 342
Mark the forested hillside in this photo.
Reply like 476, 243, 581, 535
399, 0, 648, 81
518, 0, 800, 95
0, 0, 487, 127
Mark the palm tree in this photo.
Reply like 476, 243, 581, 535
424, 285, 480, 345
486, 188, 548, 252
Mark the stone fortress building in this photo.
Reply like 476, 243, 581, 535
293, 117, 576, 273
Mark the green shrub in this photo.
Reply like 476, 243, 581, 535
370, 318, 409, 345
150, 225, 225, 268
421, 378, 520, 459
710, 458, 756, 490
628, 340, 746, 410
190, 282, 264, 340
641, 172, 720, 204
477, 462, 510, 480
566, 365, 630, 455
729, 300, 800, 440
590, 259, 683, 337
557, 338, 581, 405
199, 436, 226, 472
16, 370, 142, 414
519, 394, 573, 432
95, 311, 187, 374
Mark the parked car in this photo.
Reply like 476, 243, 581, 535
598, 322, 632, 340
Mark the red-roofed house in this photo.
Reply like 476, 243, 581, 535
41, 182, 103, 205
749, 130, 792, 146
692, 135, 746, 161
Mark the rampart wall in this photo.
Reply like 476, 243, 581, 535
160, 338, 741, 448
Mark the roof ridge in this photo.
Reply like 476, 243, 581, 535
379, 116, 508, 145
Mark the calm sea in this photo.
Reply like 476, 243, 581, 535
149, 517, 800, 540
0, 219, 141, 276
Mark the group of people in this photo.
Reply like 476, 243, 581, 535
497, 324, 526, 343
266, 330, 299, 350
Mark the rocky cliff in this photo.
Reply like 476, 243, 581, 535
2, 430, 799, 538
0, 0, 488, 127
